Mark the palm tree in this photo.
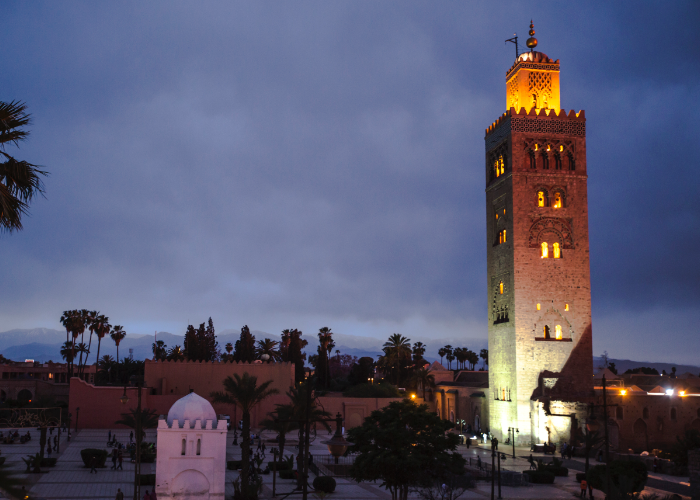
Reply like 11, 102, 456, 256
443, 345, 453, 369
115, 407, 159, 448
110, 325, 126, 363
255, 338, 281, 362
74, 343, 89, 377
211, 373, 278, 495
97, 355, 116, 384
382, 334, 412, 386
152, 340, 167, 360
0, 100, 48, 233
59, 341, 75, 367
167, 345, 185, 361
411, 367, 436, 400
317, 327, 334, 388
260, 404, 297, 462
438, 347, 447, 366
59, 310, 73, 344
92, 315, 110, 373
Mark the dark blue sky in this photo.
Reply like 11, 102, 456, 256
1, 2, 699, 363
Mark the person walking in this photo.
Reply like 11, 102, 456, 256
108, 430, 112, 443
117, 451, 123, 470
111, 449, 117, 470
477, 455, 482, 470
90, 455, 98, 474
129, 431, 134, 443
579, 478, 587, 498
115, 488, 124, 500
529, 454, 536, 470
142, 489, 150, 500
653, 457, 658, 473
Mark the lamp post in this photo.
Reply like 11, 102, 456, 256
321, 412, 353, 464
507, 427, 519, 458
121, 378, 143, 500
75, 407, 80, 432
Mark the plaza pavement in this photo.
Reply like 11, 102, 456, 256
0, 429, 687, 499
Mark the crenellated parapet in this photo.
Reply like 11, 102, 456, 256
485, 108, 586, 139
158, 418, 222, 430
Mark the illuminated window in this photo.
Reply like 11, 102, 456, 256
499, 155, 505, 175
541, 242, 549, 258
546, 144, 551, 152
498, 229, 506, 244
536, 303, 541, 311
499, 281, 504, 294
537, 191, 545, 207
532, 94, 537, 108
559, 145, 564, 152
534, 143, 539, 151
553, 192, 562, 208
502, 229, 506, 242
555, 325, 562, 339
544, 325, 550, 338
496, 213, 498, 220
553, 242, 561, 259
565, 303, 569, 311
502, 388, 506, 400
503, 208, 506, 215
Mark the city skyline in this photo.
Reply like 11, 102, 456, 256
1, 2, 698, 365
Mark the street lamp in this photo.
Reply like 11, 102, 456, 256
261, 353, 270, 362
507, 427, 519, 458
120, 386, 130, 405
321, 413, 353, 464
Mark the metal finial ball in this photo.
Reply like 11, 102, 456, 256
526, 20, 537, 48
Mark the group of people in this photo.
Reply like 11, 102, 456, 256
114, 487, 157, 500
0, 429, 30, 444
560, 442, 577, 460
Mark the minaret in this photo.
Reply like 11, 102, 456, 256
485, 22, 593, 444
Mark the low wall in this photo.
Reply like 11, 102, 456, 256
69, 378, 402, 431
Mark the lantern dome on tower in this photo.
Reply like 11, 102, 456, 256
166, 392, 217, 428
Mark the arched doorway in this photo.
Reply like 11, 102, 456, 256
632, 418, 648, 452
171, 469, 210, 499
17, 389, 32, 404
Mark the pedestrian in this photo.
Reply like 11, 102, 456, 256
262, 442, 266, 454
477, 455, 482, 470
151, 491, 158, 500
117, 451, 123, 470
143, 489, 150, 500
569, 445, 575, 460
561, 442, 567, 459
47, 444, 52, 457
116, 488, 124, 500
108, 430, 112, 443
588, 482, 594, 499
529, 454, 536, 470
111, 450, 117, 470
130, 431, 134, 443
579, 478, 587, 498
90, 455, 98, 474
653, 457, 658, 473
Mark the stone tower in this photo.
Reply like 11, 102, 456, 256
485, 27, 593, 445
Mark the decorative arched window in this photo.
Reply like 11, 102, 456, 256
643, 407, 649, 419
542, 153, 549, 170
565, 303, 569, 311
181, 439, 186, 456
555, 325, 562, 339
567, 153, 575, 171
554, 154, 562, 170
196, 438, 201, 456
553, 192, 562, 208
544, 325, 551, 338
532, 93, 537, 108
541, 242, 549, 258
529, 150, 536, 169
498, 229, 506, 244
537, 191, 545, 207
499, 281, 504, 294
553, 242, 561, 259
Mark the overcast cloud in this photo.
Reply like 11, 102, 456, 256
1, 1, 699, 364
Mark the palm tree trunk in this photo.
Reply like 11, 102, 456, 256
279, 432, 286, 462
85, 331, 93, 372
95, 338, 102, 376
242, 410, 251, 494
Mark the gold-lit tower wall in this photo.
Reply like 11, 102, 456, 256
485, 37, 593, 444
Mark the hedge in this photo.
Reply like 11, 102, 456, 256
587, 460, 648, 495
313, 476, 336, 493
80, 449, 108, 468
227, 460, 242, 470
279, 469, 297, 480
523, 470, 555, 484
269, 460, 291, 471
40, 458, 57, 467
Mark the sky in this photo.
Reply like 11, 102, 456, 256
1, 1, 699, 364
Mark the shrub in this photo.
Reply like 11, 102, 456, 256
278, 469, 297, 480
269, 460, 291, 470
80, 449, 108, 468
313, 475, 337, 493
227, 460, 242, 470
40, 458, 57, 467
523, 470, 555, 484
548, 466, 568, 477
0, 457, 6, 466
140, 453, 156, 463
138, 473, 156, 486
587, 460, 648, 495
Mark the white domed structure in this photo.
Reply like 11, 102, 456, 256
156, 392, 226, 499
166, 392, 217, 428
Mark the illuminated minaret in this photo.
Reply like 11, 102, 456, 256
485, 23, 593, 444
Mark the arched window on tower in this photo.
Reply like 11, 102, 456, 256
541, 242, 549, 258
499, 281, 504, 294
554, 153, 562, 170
532, 93, 538, 109
529, 150, 536, 169
498, 229, 506, 244
544, 325, 551, 339
567, 152, 576, 171
537, 191, 546, 207
553, 242, 561, 259
542, 153, 549, 170
553, 192, 562, 208
555, 325, 562, 340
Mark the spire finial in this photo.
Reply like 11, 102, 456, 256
526, 20, 538, 51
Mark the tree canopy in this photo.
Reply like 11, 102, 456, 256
348, 399, 465, 500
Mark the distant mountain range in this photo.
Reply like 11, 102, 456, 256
0, 329, 696, 376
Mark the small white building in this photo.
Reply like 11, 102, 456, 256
156, 392, 227, 500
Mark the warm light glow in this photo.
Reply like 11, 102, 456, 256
534, 143, 538, 151
546, 144, 551, 152
499, 281, 504, 294
536, 303, 541, 311
499, 155, 504, 175
565, 304, 569, 311
620, 390, 627, 396
553, 192, 562, 208
560, 145, 564, 152
553, 242, 561, 259
541, 242, 549, 258
48, 373, 53, 379
503, 229, 506, 242
680, 391, 686, 397
555, 325, 562, 340
411, 394, 416, 399
537, 191, 545, 207
496, 213, 498, 219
